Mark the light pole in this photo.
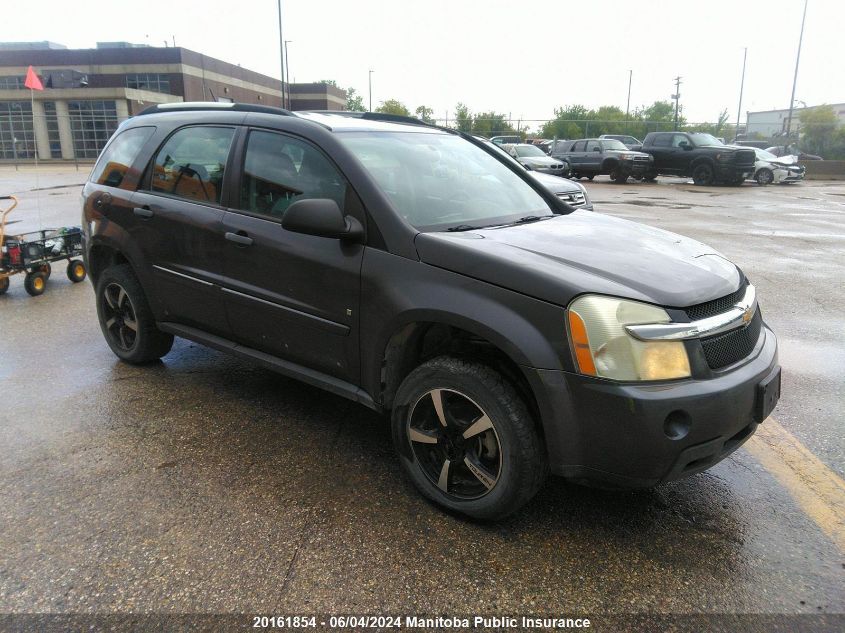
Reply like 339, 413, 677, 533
672, 76, 682, 131
276, 0, 286, 109
284, 40, 292, 109
625, 69, 632, 132
368, 70, 374, 112
735, 48, 747, 142
785, 0, 808, 140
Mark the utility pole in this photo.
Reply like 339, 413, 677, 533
625, 69, 632, 130
735, 48, 747, 142
276, 0, 286, 109
785, 0, 808, 141
368, 70, 374, 112
672, 76, 682, 131
284, 41, 292, 110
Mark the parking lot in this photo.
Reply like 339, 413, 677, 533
1, 166, 843, 629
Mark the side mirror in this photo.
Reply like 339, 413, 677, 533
282, 198, 364, 242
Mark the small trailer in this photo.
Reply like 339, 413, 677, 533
0, 195, 87, 297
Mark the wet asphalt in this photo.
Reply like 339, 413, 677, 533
0, 167, 843, 625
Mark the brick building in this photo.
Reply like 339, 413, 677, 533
0, 41, 346, 161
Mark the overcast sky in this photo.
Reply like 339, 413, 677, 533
15, 0, 844, 127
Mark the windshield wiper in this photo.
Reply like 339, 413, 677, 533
445, 224, 481, 232
513, 215, 552, 224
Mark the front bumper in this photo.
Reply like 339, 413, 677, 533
536, 166, 570, 177
773, 167, 806, 183
621, 159, 651, 176
523, 323, 779, 487
716, 163, 755, 180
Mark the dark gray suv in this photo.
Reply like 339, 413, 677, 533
82, 103, 780, 519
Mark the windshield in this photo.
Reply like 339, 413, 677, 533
600, 140, 628, 151
339, 132, 551, 231
689, 133, 723, 147
514, 145, 546, 157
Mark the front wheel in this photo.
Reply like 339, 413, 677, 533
96, 264, 173, 363
24, 271, 47, 296
756, 169, 774, 186
692, 163, 715, 186
392, 356, 546, 520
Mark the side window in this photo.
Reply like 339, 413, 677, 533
672, 134, 689, 147
150, 126, 234, 204
586, 140, 601, 152
90, 126, 155, 188
652, 134, 672, 147
239, 130, 346, 219
572, 141, 585, 152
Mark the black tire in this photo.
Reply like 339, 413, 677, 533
586, 174, 595, 181
66, 259, 87, 283
95, 264, 173, 363
755, 169, 774, 186
692, 162, 715, 186
610, 169, 628, 184
24, 271, 47, 296
391, 356, 546, 520
643, 172, 658, 182
729, 176, 745, 186
0, 276, 9, 295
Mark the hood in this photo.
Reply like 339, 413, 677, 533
415, 211, 742, 308
528, 171, 582, 193
521, 156, 560, 166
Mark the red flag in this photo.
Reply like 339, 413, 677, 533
24, 66, 43, 91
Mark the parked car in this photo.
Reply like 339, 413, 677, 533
503, 143, 570, 177
752, 148, 806, 185
598, 134, 643, 151
765, 145, 823, 161
553, 138, 652, 183
82, 103, 780, 520
490, 135, 521, 146
481, 138, 592, 210
639, 132, 756, 185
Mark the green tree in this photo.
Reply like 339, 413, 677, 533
346, 87, 365, 112
375, 99, 411, 116
472, 112, 516, 137
415, 105, 435, 124
800, 105, 839, 157
454, 102, 473, 133
318, 79, 338, 87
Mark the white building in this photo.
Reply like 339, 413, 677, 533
746, 103, 845, 139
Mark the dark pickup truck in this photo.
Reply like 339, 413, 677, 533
640, 132, 756, 185
552, 138, 653, 183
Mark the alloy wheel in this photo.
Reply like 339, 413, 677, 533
407, 388, 502, 499
102, 282, 139, 351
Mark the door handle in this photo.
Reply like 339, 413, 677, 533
225, 231, 254, 246
133, 206, 154, 218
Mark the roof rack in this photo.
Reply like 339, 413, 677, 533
302, 110, 460, 136
136, 102, 294, 117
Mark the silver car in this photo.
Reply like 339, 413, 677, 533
503, 143, 570, 177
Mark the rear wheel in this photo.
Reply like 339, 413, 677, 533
0, 276, 9, 295
392, 356, 546, 520
756, 169, 774, 186
96, 264, 173, 363
66, 259, 87, 283
692, 162, 715, 186
24, 271, 47, 296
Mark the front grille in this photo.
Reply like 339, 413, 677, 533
556, 191, 585, 206
633, 156, 650, 162
683, 282, 747, 320
701, 309, 762, 370
736, 149, 756, 166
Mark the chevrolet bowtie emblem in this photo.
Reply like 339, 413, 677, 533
742, 306, 754, 323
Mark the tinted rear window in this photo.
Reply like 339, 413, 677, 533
90, 126, 155, 188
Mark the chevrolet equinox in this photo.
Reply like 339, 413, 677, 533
82, 104, 781, 519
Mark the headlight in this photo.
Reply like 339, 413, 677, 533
567, 295, 691, 381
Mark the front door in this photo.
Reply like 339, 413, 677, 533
220, 129, 364, 383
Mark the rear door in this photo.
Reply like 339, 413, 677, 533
219, 128, 364, 383
584, 140, 602, 173
568, 141, 586, 170
130, 124, 236, 336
